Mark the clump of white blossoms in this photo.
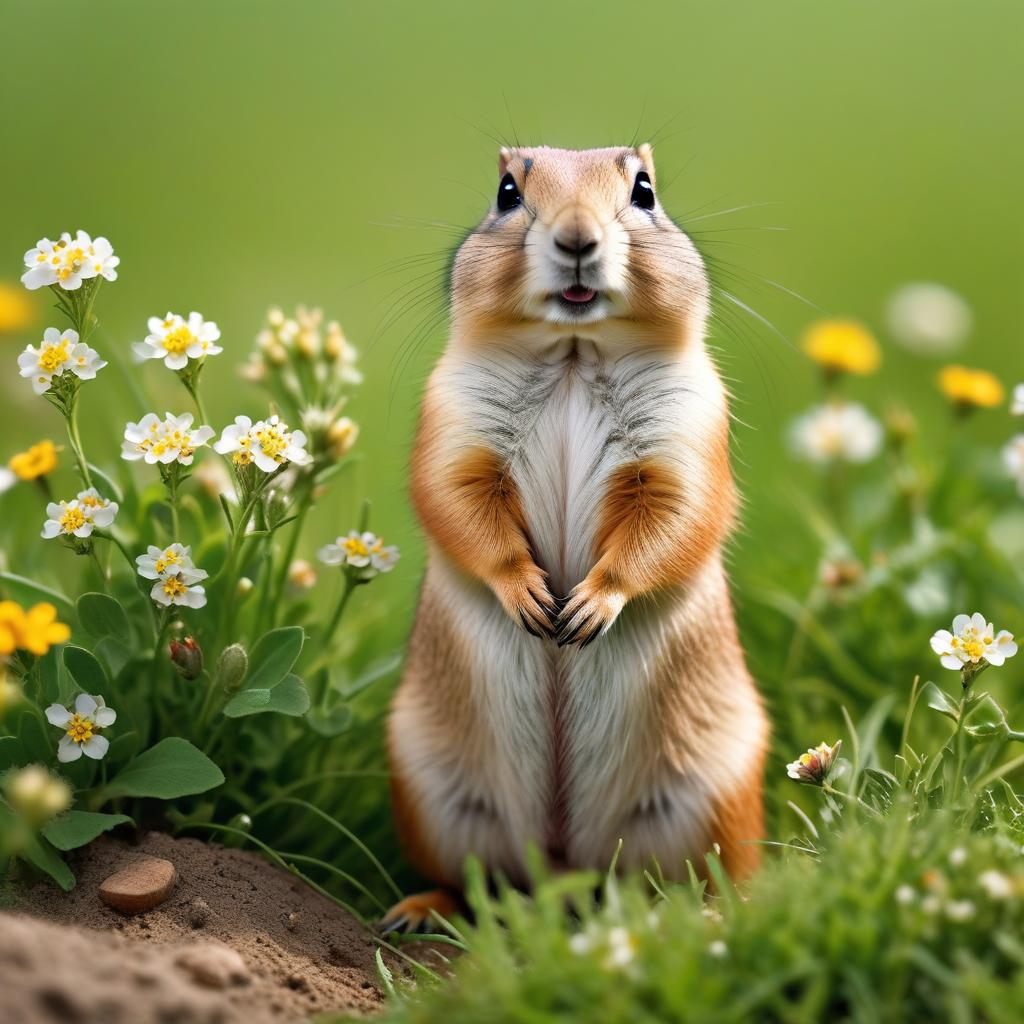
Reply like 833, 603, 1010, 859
1004, 435, 1024, 496
885, 282, 971, 355
122, 412, 215, 466
789, 402, 883, 464
41, 489, 118, 540
45, 693, 117, 762
318, 530, 400, 577
931, 613, 1018, 674
18, 328, 106, 395
214, 414, 312, 473
136, 543, 208, 609
21, 231, 119, 291
133, 311, 222, 370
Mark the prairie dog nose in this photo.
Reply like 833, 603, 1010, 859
551, 206, 603, 262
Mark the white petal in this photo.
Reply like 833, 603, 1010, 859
46, 704, 72, 727
165, 352, 189, 370
970, 612, 987, 632
940, 654, 964, 670
75, 693, 98, 717
930, 630, 954, 655
951, 614, 971, 634
57, 736, 84, 762
94, 706, 117, 727
81, 734, 110, 760
41, 520, 62, 539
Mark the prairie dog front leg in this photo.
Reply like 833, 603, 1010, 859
558, 448, 735, 646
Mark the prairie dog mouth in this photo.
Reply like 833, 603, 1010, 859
561, 285, 597, 304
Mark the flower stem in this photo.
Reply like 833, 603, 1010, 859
821, 782, 883, 819
322, 574, 357, 651
63, 394, 93, 490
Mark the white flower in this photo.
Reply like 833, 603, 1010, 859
1003, 435, 1024, 496
318, 531, 400, 576
978, 869, 1014, 900
944, 899, 976, 922
895, 884, 916, 905
214, 414, 312, 472
288, 559, 318, 593
949, 847, 968, 868
133, 311, 222, 370
45, 693, 116, 762
0, 467, 15, 494
708, 940, 728, 958
930, 613, 1018, 670
789, 402, 883, 464
602, 927, 636, 971
122, 411, 215, 465
886, 282, 971, 355
17, 328, 107, 395
135, 542, 201, 579
41, 492, 118, 539
21, 231, 119, 291
1012, 384, 1024, 417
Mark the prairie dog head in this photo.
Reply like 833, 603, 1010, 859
450, 145, 710, 349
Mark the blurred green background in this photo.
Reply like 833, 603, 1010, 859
2, 0, 1023, 867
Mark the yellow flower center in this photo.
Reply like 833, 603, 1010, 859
155, 550, 181, 575
233, 450, 253, 465
79, 494, 103, 508
66, 713, 95, 744
162, 576, 188, 598
342, 537, 369, 558
255, 426, 287, 460
59, 506, 87, 533
162, 325, 196, 355
39, 340, 70, 373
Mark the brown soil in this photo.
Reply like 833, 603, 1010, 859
0, 831, 399, 1023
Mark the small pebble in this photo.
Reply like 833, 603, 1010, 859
174, 943, 250, 989
285, 911, 301, 931
188, 898, 211, 928
98, 858, 177, 915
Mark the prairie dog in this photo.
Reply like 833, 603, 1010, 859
381, 145, 768, 931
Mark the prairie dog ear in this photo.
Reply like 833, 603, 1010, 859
637, 143, 655, 183
499, 147, 513, 176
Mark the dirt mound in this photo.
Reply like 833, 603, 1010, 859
0, 830, 388, 1022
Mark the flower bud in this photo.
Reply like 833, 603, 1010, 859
267, 306, 285, 329
0, 673, 21, 719
236, 577, 254, 599
265, 488, 290, 528
266, 341, 288, 366
324, 321, 346, 361
169, 636, 203, 681
296, 330, 318, 360
216, 643, 248, 693
3, 764, 72, 827
327, 417, 359, 460
288, 559, 317, 594
229, 812, 253, 832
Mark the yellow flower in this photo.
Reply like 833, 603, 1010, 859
0, 281, 35, 334
0, 601, 25, 655
938, 365, 1005, 409
802, 319, 881, 375
8, 439, 59, 481
0, 601, 71, 656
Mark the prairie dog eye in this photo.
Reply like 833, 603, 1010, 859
496, 173, 522, 212
631, 170, 655, 210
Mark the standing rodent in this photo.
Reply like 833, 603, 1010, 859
381, 144, 768, 931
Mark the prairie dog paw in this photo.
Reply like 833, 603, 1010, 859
493, 563, 557, 638
556, 579, 626, 647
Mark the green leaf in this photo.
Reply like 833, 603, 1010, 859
63, 645, 110, 693
223, 674, 310, 718
8, 708, 53, 763
0, 572, 75, 614
77, 592, 130, 643
0, 800, 78, 891
101, 738, 224, 800
922, 681, 960, 722
243, 626, 304, 691
0, 735, 25, 770
218, 493, 235, 531
42, 810, 133, 851
307, 703, 353, 737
